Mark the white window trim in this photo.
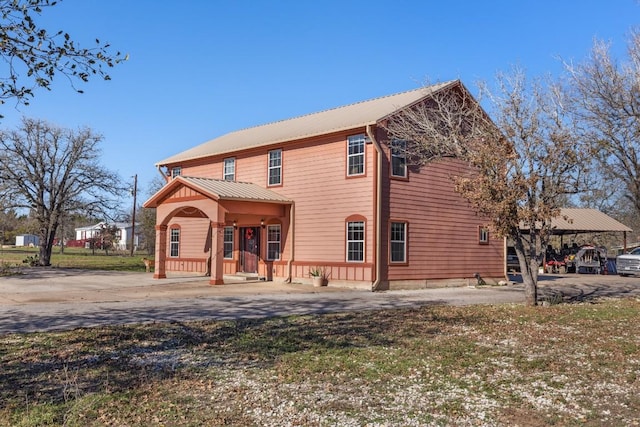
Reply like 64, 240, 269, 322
346, 221, 365, 262
223, 158, 235, 181
266, 224, 281, 261
268, 149, 282, 186
347, 134, 366, 176
479, 226, 489, 244
171, 167, 182, 179
169, 228, 180, 257
390, 222, 407, 263
223, 226, 234, 259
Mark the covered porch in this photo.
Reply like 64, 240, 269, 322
143, 176, 293, 285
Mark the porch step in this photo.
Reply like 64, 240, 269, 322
223, 273, 266, 282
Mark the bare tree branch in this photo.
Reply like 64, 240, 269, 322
383, 73, 587, 306
0, 117, 125, 265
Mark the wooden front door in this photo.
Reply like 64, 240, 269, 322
240, 227, 259, 273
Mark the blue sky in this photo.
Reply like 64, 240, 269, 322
2, 0, 639, 204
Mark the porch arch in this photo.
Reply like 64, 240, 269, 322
143, 176, 293, 285
153, 201, 228, 285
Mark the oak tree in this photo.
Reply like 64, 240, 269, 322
0, 117, 124, 265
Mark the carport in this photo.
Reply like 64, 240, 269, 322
546, 208, 632, 274
512, 208, 633, 274
549, 208, 633, 249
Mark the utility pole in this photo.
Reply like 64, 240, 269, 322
130, 174, 137, 257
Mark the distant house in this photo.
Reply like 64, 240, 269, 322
144, 80, 505, 290
15, 234, 39, 247
73, 222, 142, 250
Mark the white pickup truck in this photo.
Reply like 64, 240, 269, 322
616, 247, 640, 276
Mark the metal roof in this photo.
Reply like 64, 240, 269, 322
551, 208, 632, 234
157, 81, 458, 165
181, 176, 292, 203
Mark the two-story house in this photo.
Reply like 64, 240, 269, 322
144, 80, 505, 290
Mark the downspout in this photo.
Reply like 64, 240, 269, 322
285, 202, 295, 283
156, 165, 168, 181
367, 124, 382, 292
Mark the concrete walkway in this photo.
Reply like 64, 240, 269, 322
0, 268, 638, 334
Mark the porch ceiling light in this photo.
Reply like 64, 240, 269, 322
261, 218, 265, 228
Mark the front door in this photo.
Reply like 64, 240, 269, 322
240, 227, 260, 273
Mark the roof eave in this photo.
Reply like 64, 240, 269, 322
155, 121, 378, 167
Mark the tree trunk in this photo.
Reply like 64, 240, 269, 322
38, 225, 57, 266
39, 236, 53, 266
515, 237, 540, 307
522, 263, 539, 306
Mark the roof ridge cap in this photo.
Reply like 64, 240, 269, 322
224, 82, 455, 135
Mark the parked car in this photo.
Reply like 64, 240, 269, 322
616, 247, 640, 276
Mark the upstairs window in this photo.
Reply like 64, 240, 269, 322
223, 158, 235, 181
171, 167, 182, 179
347, 134, 365, 176
391, 140, 407, 178
223, 226, 234, 259
169, 227, 180, 257
266, 224, 281, 261
268, 149, 282, 186
346, 220, 365, 262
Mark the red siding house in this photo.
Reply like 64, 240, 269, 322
144, 80, 505, 290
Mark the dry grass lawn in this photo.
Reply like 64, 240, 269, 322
1, 298, 639, 426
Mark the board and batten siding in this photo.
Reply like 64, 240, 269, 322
165, 217, 210, 273
171, 129, 376, 284
384, 157, 504, 285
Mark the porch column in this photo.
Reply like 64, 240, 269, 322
154, 224, 167, 279
210, 221, 225, 285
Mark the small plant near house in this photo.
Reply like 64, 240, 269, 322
22, 254, 39, 267
309, 266, 329, 287
309, 266, 329, 278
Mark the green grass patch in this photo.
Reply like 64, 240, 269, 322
0, 247, 150, 272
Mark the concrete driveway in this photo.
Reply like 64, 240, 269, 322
0, 268, 638, 334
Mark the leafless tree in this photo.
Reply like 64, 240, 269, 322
564, 30, 640, 219
385, 72, 587, 306
137, 175, 166, 255
0, 117, 125, 265
0, 0, 126, 113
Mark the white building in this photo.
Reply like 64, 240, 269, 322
75, 222, 142, 250
15, 234, 39, 247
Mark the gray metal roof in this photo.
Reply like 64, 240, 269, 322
552, 208, 632, 234
157, 81, 457, 165
181, 176, 292, 204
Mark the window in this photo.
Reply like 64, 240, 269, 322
223, 226, 234, 259
479, 226, 489, 244
223, 158, 235, 181
266, 224, 281, 261
390, 222, 407, 263
391, 140, 407, 178
169, 227, 180, 257
347, 134, 365, 176
171, 167, 182, 179
268, 149, 282, 186
346, 221, 365, 262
